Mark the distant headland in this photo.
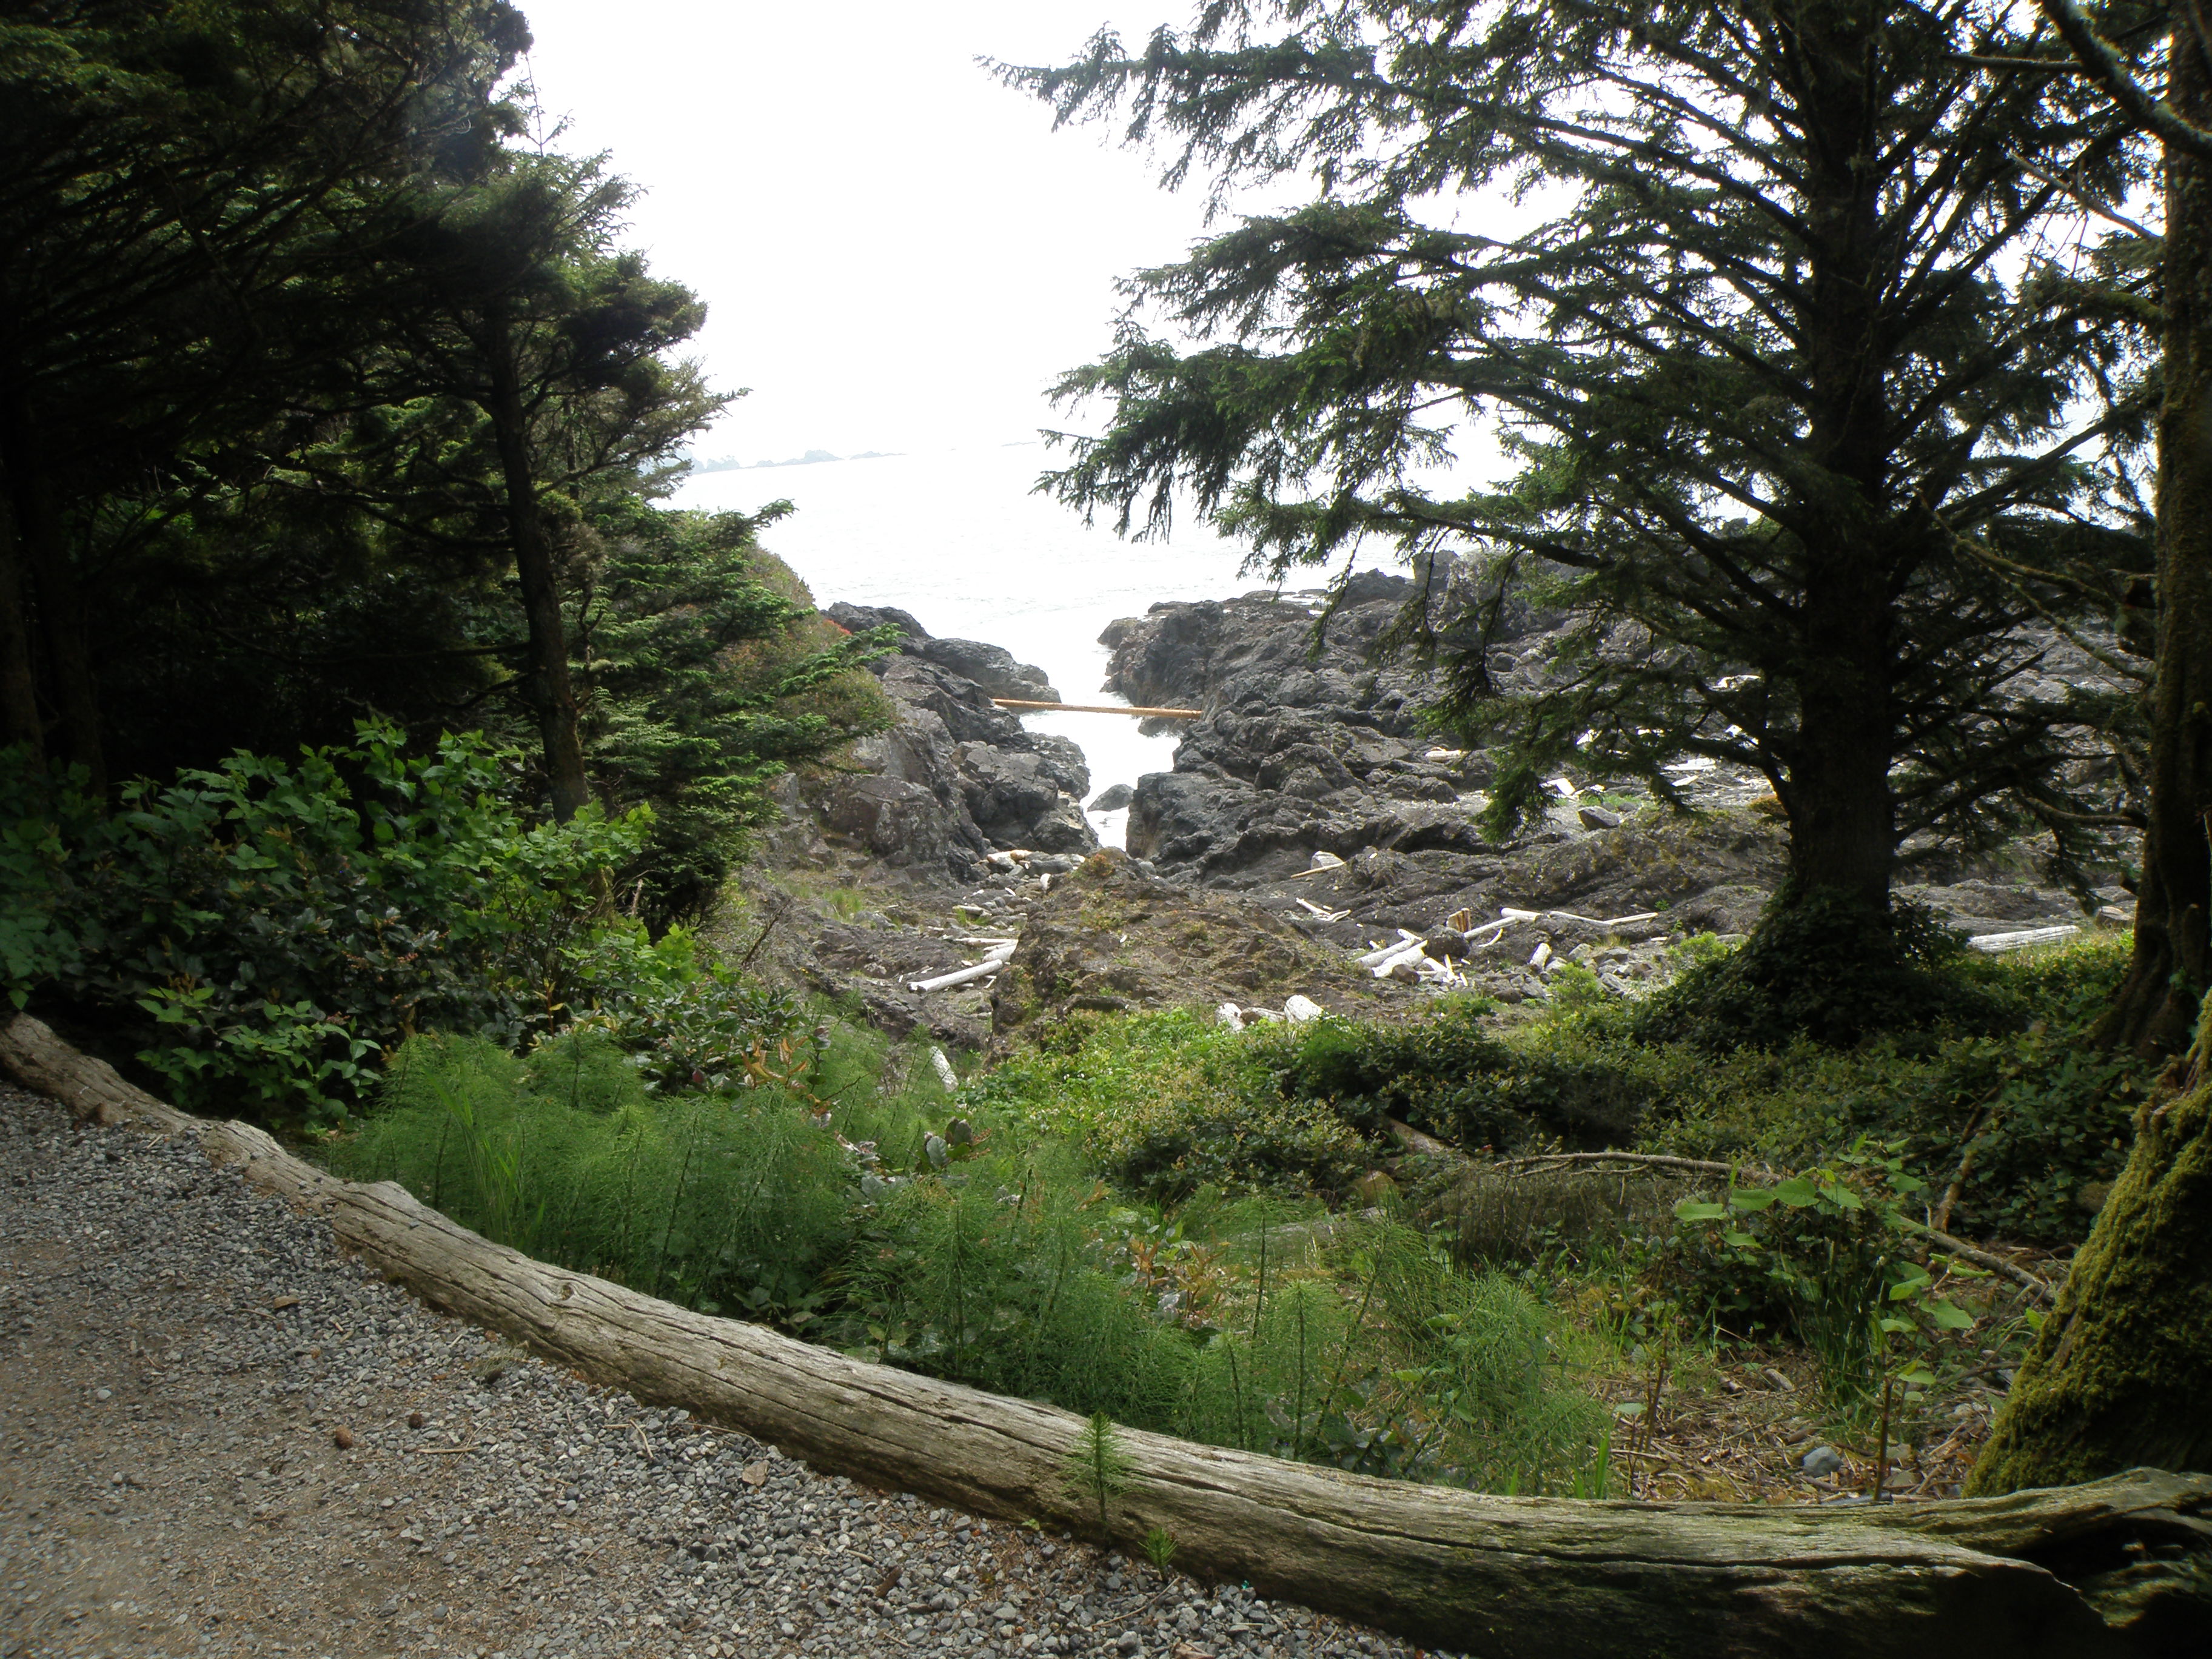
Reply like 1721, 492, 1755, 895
685, 447, 900, 474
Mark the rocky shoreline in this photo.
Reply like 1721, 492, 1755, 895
742, 572, 2122, 1051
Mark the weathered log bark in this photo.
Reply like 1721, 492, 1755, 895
3, 1013, 2205, 1659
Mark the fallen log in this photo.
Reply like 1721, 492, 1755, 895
908, 946, 1015, 993
992, 698, 1204, 719
2, 1013, 2203, 1659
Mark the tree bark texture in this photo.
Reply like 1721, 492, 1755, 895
2, 1013, 2205, 1658
482, 307, 591, 823
2098, 22, 2212, 1057
1969, 1055, 2212, 1500
1773, 10, 1899, 920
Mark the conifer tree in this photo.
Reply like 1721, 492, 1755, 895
0, 0, 530, 788
1961, 0, 2212, 1498
1004, 0, 2151, 1033
375, 152, 725, 820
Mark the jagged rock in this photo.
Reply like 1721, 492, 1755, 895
825, 601, 929, 640
1089, 783, 1133, 812
915, 637, 1058, 703
988, 850, 1412, 1053
788, 612, 1098, 883
826, 602, 1059, 701
1102, 579, 1506, 884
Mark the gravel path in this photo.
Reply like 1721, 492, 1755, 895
0, 1084, 1445, 1659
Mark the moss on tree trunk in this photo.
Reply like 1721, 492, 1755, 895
1969, 1070, 2212, 1493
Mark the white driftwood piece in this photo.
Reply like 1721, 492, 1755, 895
1353, 931, 1424, 968
910, 946, 1016, 993
1367, 942, 1429, 978
1501, 906, 1661, 930
1, 1014, 2204, 1659
1967, 926, 2082, 954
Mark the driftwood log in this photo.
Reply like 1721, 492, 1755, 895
3, 1013, 2205, 1659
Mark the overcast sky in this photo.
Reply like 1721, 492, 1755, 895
515, 1, 1274, 463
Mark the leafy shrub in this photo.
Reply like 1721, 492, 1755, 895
1284, 996, 1674, 1151
0, 727, 658, 1125
971, 1010, 1372, 1200
1634, 885, 2000, 1050
1657, 1145, 1991, 1417
1641, 937, 2148, 1246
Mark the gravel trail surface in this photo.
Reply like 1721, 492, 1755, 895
0, 1084, 1443, 1659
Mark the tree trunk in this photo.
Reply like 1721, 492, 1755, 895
4, 1010, 2207, 1659
482, 310, 591, 823
1777, 22, 1899, 928
1968, 1052, 2212, 1496
2095, 22, 2212, 1059
1778, 679, 1897, 915
0, 489, 45, 759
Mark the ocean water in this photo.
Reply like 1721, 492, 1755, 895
672, 442, 1322, 842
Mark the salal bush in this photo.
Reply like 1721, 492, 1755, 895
0, 724, 754, 1125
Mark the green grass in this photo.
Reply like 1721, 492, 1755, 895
323, 928, 2134, 1503
329, 1013, 1614, 1495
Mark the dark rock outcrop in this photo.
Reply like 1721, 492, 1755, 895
785, 609, 1097, 883
827, 602, 1059, 702
1102, 574, 1518, 885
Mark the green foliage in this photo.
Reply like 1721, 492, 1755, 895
1660, 1145, 1991, 1421
1635, 887, 1997, 1051
1062, 1413, 1133, 1537
1140, 1527, 1178, 1575
340, 1029, 869, 1315
0, 727, 659, 1124
337, 1011, 1611, 1495
1282, 995, 1658, 1150
971, 1010, 1371, 1199
575, 501, 895, 927
1645, 937, 2149, 1245
0, 751, 118, 1004
1202, 1222, 1615, 1493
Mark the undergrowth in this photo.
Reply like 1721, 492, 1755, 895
333, 1021, 1614, 1496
